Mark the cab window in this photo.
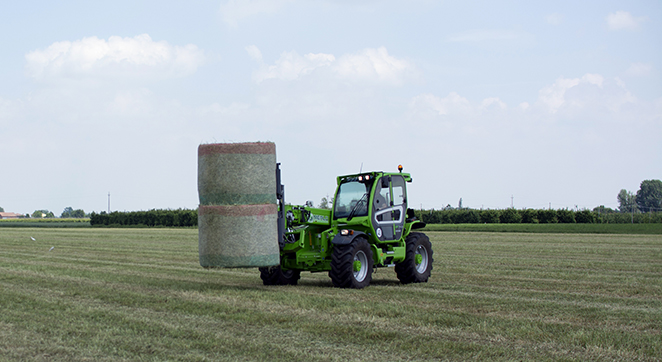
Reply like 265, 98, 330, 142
333, 180, 370, 219
391, 176, 406, 220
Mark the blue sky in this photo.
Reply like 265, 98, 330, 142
1, 0, 660, 215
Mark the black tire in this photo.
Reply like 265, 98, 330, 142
259, 265, 301, 285
395, 232, 433, 284
329, 238, 373, 289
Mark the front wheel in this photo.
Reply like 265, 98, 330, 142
329, 238, 373, 289
395, 232, 433, 284
259, 265, 301, 285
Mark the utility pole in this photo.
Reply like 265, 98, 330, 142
108, 192, 110, 213
631, 206, 634, 224
511, 195, 514, 208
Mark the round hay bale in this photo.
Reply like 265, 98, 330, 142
197, 142, 280, 268
198, 204, 280, 268
198, 142, 277, 206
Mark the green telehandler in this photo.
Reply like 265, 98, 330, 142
259, 164, 432, 289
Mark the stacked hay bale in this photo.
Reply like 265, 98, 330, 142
198, 142, 280, 268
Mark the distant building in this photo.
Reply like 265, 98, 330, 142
0, 212, 24, 219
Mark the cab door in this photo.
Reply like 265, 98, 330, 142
371, 175, 407, 241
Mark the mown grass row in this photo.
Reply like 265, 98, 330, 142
0, 218, 90, 223
0, 228, 660, 361
0, 218, 91, 228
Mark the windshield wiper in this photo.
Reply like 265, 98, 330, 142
346, 193, 368, 221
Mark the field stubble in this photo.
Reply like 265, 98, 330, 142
0, 228, 660, 361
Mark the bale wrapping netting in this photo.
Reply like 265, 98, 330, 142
198, 204, 280, 267
198, 142, 277, 206
198, 142, 280, 268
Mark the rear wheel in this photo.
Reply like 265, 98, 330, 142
259, 265, 301, 285
395, 232, 433, 284
329, 238, 373, 289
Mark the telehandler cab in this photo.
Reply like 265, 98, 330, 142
259, 165, 432, 289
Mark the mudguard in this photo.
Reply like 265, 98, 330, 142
411, 221, 426, 230
331, 231, 367, 245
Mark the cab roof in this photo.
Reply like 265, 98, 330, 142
336, 171, 412, 185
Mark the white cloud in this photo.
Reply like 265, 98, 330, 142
606, 11, 646, 31
546, 13, 564, 25
610, 77, 637, 112
220, 0, 294, 27
409, 73, 637, 123
245, 45, 263, 62
252, 50, 335, 82
582, 74, 604, 86
249, 46, 414, 85
409, 92, 472, 117
538, 78, 580, 113
25, 34, 205, 80
481, 97, 507, 110
334, 47, 414, 85
538, 74, 603, 113
625, 62, 652, 76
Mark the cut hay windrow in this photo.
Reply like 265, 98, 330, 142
197, 142, 280, 268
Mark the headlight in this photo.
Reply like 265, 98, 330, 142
340, 229, 354, 236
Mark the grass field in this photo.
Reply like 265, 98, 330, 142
0, 228, 660, 361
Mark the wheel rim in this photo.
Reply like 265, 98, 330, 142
415, 245, 428, 274
353, 250, 368, 282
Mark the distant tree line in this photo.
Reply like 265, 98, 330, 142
60, 207, 86, 218
618, 179, 662, 214
413, 208, 662, 224
31, 210, 55, 218
0, 207, 89, 218
90, 209, 197, 227
414, 179, 662, 225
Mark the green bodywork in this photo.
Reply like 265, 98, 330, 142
279, 170, 424, 272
